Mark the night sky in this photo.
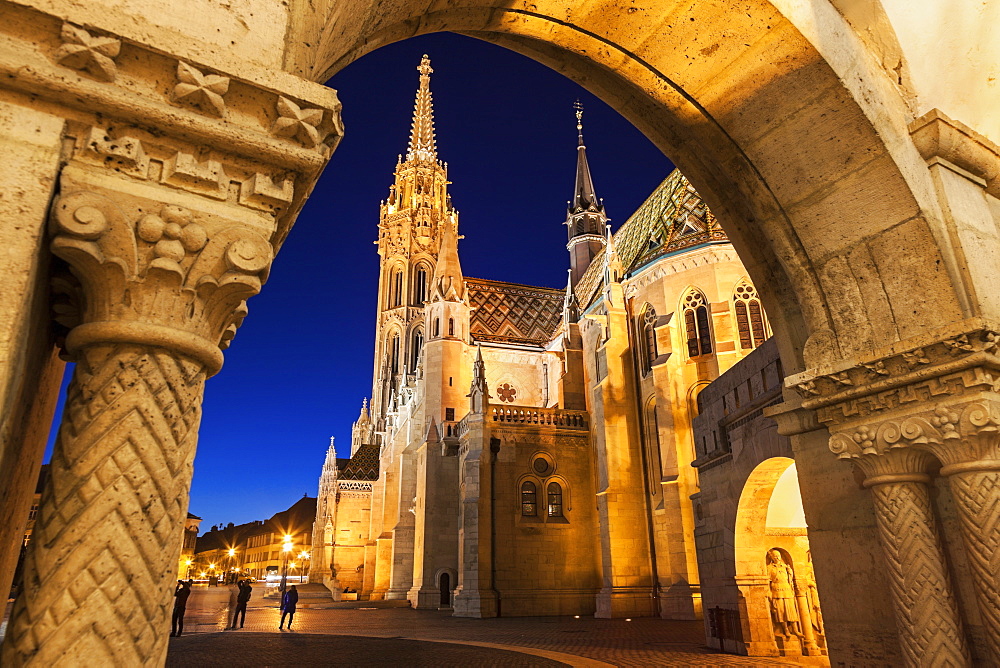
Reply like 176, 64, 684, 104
46, 32, 674, 533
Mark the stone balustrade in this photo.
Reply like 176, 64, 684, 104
489, 406, 589, 430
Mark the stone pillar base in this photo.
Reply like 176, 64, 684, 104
408, 586, 445, 609
595, 587, 657, 618
385, 587, 411, 600
452, 588, 498, 618
658, 585, 702, 620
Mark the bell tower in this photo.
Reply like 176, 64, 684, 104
371, 55, 459, 439
565, 102, 608, 287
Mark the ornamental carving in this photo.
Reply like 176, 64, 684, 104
172, 62, 230, 117
271, 96, 326, 148
828, 399, 1000, 468
51, 174, 273, 371
55, 23, 120, 82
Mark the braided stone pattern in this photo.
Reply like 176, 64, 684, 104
869, 481, 970, 667
1, 344, 205, 666
948, 470, 1000, 663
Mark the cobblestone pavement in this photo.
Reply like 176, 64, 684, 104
164, 586, 807, 667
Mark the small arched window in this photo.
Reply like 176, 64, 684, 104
388, 268, 403, 308
413, 267, 428, 305
521, 481, 537, 516
639, 306, 657, 375
547, 482, 563, 517
733, 280, 769, 350
411, 329, 423, 372
433, 318, 440, 338
448, 318, 455, 337
683, 290, 713, 358
389, 332, 400, 374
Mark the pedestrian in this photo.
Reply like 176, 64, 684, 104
232, 579, 252, 629
170, 580, 192, 637
225, 581, 240, 629
279, 585, 298, 630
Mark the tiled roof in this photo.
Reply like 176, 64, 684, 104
465, 278, 564, 347
336, 443, 380, 481
574, 170, 727, 309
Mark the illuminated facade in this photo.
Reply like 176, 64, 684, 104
312, 56, 778, 623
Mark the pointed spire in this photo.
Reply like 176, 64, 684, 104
570, 101, 602, 215
406, 55, 437, 164
562, 268, 578, 324
358, 398, 370, 424
431, 218, 464, 301
468, 345, 490, 413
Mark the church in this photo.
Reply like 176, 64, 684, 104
310, 55, 830, 658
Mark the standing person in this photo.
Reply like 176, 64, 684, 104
279, 585, 298, 630
232, 579, 252, 629
225, 581, 240, 630
170, 580, 192, 637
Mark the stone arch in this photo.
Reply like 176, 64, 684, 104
734, 458, 826, 658
288, 0, 972, 375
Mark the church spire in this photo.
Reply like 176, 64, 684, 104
406, 55, 437, 164
565, 101, 610, 288
570, 101, 602, 214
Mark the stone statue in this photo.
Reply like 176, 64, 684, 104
767, 548, 801, 638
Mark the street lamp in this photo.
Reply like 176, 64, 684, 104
280, 537, 293, 594
185, 559, 193, 579
299, 550, 310, 583
227, 548, 237, 584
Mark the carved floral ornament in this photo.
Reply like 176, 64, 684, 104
50, 185, 273, 374
172, 62, 230, 118
55, 23, 120, 82
828, 399, 1000, 471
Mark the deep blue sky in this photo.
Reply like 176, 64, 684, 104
47, 32, 673, 533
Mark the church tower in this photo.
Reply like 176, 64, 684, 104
371, 55, 458, 437
565, 102, 608, 287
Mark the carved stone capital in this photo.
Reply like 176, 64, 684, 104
51, 164, 274, 374
828, 396, 1000, 473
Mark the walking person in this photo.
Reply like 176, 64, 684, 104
279, 585, 298, 630
170, 580, 192, 637
232, 579, 252, 629
225, 581, 240, 629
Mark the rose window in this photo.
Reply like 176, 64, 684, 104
497, 383, 517, 403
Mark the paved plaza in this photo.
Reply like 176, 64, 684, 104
157, 585, 805, 666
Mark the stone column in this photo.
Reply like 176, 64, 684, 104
793, 327, 1000, 667
0, 11, 341, 663
792, 579, 822, 656
842, 448, 970, 667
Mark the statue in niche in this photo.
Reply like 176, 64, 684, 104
766, 548, 801, 638
804, 551, 824, 637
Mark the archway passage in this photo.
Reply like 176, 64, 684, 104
735, 459, 826, 659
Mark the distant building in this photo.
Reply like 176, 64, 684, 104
194, 496, 316, 582
177, 513, 201, 580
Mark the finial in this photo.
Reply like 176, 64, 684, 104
574, 99, 584, 146
418, 54, 433, 77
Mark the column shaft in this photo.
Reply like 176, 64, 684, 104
946, 469, 1000, 663
868, 480, 970, 667
2, 344, 205, 665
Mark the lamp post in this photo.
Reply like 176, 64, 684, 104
227, 548, 236, 584
299, 550, 310, 584
185, 559, 193, 580
280, 535, 293, 594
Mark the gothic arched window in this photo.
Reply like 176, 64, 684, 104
639, 305, 657, 375
433, 318, 440, 338
683, 290, 713, 358
733, 280, 769, 350
521, 481, 537, 516
388, 268, 403, 308
448, 318, 455, 337
389, 332, 400, 374
547, 482, 563, 517
411, 329, 423, 372
413, 266, 428, 305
